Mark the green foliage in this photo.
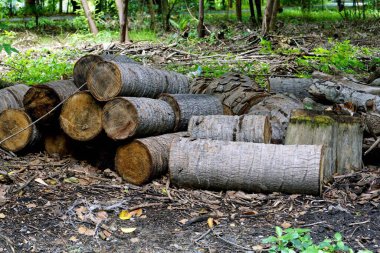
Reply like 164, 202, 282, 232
0, 43, 18, 55
3, 48, 81, 85
260, 38, 273, 54
262, 226, 372, 253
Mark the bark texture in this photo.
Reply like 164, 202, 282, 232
60, 91, 103, 141
170, 138, 326, 195
188, 115, 272, 143
0, 84, 30, 113
0, 109, 41, 152
80, 0, 98, 35
248, 94, 303, 143
115, 132, 186, 185
73, 54, 135, 89
191, 73, 270, 115
23, 80, 77, 125
159, 94, 223, 131
87, 61, 189, 101
285, 109, 363, 178
102, 97, 175, 140
269, 77, 314, 99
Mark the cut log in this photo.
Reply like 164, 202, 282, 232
73, 54, 136, 89
285, 109, 363, 177
60, 91, 103, 141
44, 131, 72, 157
0, 84, 30, 113
188, 115, 271, 143
191, 73, 270, 115
23, 80, 78, 125
87, 62, 189, 101
115, 132, 186, 185
169, 138, 328, 195
248, 94, 303, 143
0, 109, 41, 152
102, 97, 175, 140
158, 94, 223, 131
269, 77, 314, 99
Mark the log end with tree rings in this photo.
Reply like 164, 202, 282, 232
87, 61, 122, 101
115, 141, 152, 185
0, 109, 39, 152
23, 85, 61, 123
60, 91, 103, 141
102, 98, 138, 140
73, 55, 105, 88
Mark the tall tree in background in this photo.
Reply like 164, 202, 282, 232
261, 0, 279, 35
80, 0, 98, 35
208, 0, 215, 10
198, 0, 205, 37
255, 0, 262, 22
25, 0, 40, 26
236, 0, 242, 21
115, 0, 129, 42
161, 0, 169, 30
147, 0, 156, 30
248, 0, 256, 25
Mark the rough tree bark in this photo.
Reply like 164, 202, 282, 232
169, 138, 328, 195
23, 80, 77, 126
73, 54, 135, 89
102, 97, 175, 140
60, 91, 103, 141
115, 132, 186, 185
120, 0, 129, 42
87, 62, 189, 101
158, 94, 223, 131
261, 0, 279, 35
188, 115, 272, 143
0, 84, 30, 113
80, 0, 98, 35
161, 0, 170, 31
197, 0, 206, 38
285, 110, 363, 177
191, 73, 270, 115
0, 109, 41, 153
269, 77, 314, 99
236, 0, 242, 22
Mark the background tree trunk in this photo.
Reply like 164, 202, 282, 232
162, 0, 170, 31
248, 0, 256, 25
255, 0, 262, 21
147, 0, 156, 30
198, 0, 206, 38
80, 0, 98, 35
115, 0, 129, 42
236, 0, 242, 21
262, 0, 274, 35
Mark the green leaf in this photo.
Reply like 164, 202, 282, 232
276, 226, 283, 237
334, 232, 343, 241
262, 236, 278, 243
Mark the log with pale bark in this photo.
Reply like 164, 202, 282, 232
269, 77, 314, 99
188, 115, 271, 143
60, 91, 103, 141
102, 97, 175, 140
169, 138, 328, 195
115, 132, 186, 185
73, 54, 135, 89
248, 94, 303, 143
191, 73, 270, 115
23, 80, 78, 125
285, 109, 363, 177
0, 109, 41, 153
87, 62, 189, 101
0, 84, 30, 113
158, 94, 223, 131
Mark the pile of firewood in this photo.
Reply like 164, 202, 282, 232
0, 54, 378, 196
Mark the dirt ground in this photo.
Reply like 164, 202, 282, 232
0, 151, 379, 253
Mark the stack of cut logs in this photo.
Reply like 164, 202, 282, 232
0, 55, 368, 196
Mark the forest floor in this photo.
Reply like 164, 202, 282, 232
0, 17, 380, 252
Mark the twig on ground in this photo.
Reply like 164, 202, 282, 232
300, 221, 327, 227
364, 137, 380, 156
0, 232, 15, 253
194, 229, 212, 242
128, 202, 163, 211
349, 219, 370, 226
11, 173, 37, 194
0, 147, 16, 157
212, 230, 252, 251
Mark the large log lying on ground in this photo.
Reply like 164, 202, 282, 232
44, 130, 72, 157
188, 115, 271, 143
115, 132, 186, 185
73, 54, 136, 89
87, 62, 189, 101
269, 77, 314, 99
0, 84, 30, 113
0, 109, 41, 152
191, 73, 270, 115
102, 97, 175, 140
60, 91, 103, 141
248, 94, 303, 143
169, 138, 328, 195
285, 109, 363, 177
158, 94, 223, 131
309, 77, 380, 113
23, 80, 78, 125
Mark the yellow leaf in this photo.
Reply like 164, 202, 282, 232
0, 213, 5, 219
207, 217, 214, 229
119, 210, 132, 220
120, 227, 137, 233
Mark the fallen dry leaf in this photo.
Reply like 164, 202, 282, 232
0, 213, 5, 219
64, 177, 79, 184
130, 208, 143, 217
78, 226, 95, 236
75, 206, 87, 221
179, 219, 188, 224
207, 217, 214, 229
34, 178, 48, 186
96, 211, 108, 221
26, 203, 37, 208
130, 237, 140, 243
281, 222, 292, 229
120, 227, 137, 233
69, 236, 78, 242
